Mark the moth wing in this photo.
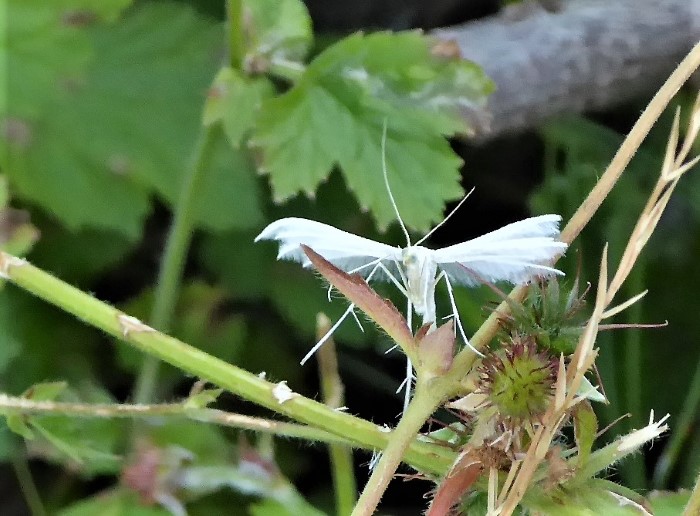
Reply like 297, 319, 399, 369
433, 215, 567, 286
255, 217, 402, 280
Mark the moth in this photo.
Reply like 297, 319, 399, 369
255, 129, 567, 409
255, 212, 567, 354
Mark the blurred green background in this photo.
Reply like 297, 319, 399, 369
1, 0, 699, 514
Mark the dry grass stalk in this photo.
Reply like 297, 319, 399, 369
495, 92, 700, 516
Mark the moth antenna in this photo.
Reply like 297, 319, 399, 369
381, 120, 411, 247
416, 186, 476, 246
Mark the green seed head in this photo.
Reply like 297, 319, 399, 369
478, 334, 557, 422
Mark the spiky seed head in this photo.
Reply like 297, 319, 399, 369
478, 334, 557, 423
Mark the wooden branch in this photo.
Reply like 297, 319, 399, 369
433, 0, 699, 140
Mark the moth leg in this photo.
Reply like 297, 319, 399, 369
374, 261, 409, 298
403, 356, 414, 413
300, 260, 384, 365
439, 272, 485, 358
300, 303, 357, 365
400, 299, 415, 413
350, 308, 365, 332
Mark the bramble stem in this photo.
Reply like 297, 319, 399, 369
0, 252, 453, 476
352, 380, 442, 515
0, 393, 353, 446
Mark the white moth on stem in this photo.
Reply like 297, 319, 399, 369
255, 125, 567, 410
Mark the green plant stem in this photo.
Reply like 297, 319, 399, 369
268, 57, 306, 83
133, 128, 216, 405
683, 469, 700, 516
351, 379, 442, 516
0, 253, 453, 475
11, 450, 46, 516
226, 0, 245, 70
316, 318, 356, 516
0, 394, 352, 446
654, 347, 700, 487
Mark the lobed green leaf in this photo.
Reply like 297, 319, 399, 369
255, 31, 494, 232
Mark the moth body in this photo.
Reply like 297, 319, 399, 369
401, 246, 438, 321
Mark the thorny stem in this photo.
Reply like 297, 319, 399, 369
0, 394, 353, 446
0, 254, 454, 475
352, 379, 442, 516
133, 127, 217, 405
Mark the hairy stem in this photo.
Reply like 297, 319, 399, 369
352, 380, 441, 515
133, 127, 216, 405
0, 253, 454, 475
0, 394, 353, 446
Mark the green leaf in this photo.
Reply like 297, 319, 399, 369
242, 0, 312, 65
23, 381, 68, 401
3, 0, 94, 118
148, 420, 231, 464
28, 218, 136, 284
203, 67, 275, 148
255, 31, 493, 232
184, 387, 224, 409
649, 491, 692, 515
573, 401, 598, 466
58, 489, 170, 516
19, 386, 124, 475
2, 0, 141, 234
5, 412, 34, 439
193, 126, 263, 232
526, 481, 652, 515
4, 3, 248, 237
0, 289, 104, 393
30, 419, 122, 473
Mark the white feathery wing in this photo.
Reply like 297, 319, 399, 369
433, 214, 567, 286
254, 217, 403, 278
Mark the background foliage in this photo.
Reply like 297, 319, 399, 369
1, 0, 699, 514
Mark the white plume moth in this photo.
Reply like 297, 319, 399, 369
255, 127, 567, 409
